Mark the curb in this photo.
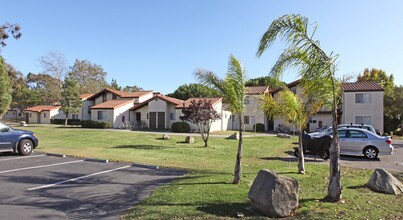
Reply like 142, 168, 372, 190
85, 158, 109, 163
46, 153, 66, 158
132, 163, 159, 170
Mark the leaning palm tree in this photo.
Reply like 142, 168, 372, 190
194, 54, 247, 184
257, 14, 342, 202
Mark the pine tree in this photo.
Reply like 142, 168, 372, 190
61, 77, 82, 126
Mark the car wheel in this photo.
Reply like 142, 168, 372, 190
18, 139, 33, 156
364, 146, 378, 159
294, 149, 299, 158
321, 150, 330, 160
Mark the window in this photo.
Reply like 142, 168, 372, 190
338, 130, 347, 138
97, 111, 107, 120
308, 117, 317, 123
72, 114, 79, 119
244, 116, 250, 124
244, 96, 250, 105
43, 113, 47, 118
355, 93, 371, 103
349, 130, 367, 138
112, 94, 118, 100
102, 94, 107, 102
355, 116, 372, 125
170, 113, 175, 120
29, 113, 32, 118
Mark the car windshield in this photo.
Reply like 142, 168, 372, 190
0, 121, 10, 131
323, 127, 333, 134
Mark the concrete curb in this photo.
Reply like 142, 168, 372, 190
46, 153, 66, 158
132, 163, 159, 170
85, 158, 109, 163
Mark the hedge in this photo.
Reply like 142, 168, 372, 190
51, 119, 81, 125
80, 120, 112, 129
172, 122, 190, 133
253, 123, 265, 132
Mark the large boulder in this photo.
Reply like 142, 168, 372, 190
248, 169, 299, 218
366, 168, 403, 195
185, 136, 194, 144
227, 132, 239, 140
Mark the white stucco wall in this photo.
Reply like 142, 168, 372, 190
79, 100, 94, 120
342, 91, 384, 133
138, 93, 153, 103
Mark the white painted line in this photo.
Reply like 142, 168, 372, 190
0, 160, 84, 174
0, 154, 46, 162
27, 165, 131, 191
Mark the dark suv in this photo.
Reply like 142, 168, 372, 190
0, 121, 38, 156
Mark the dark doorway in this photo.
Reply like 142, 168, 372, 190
149, 112, 156, 128
158, 112, 165, 129
136, 112, 141, 122
267, 118, 274, 131
25, 113, 29, 124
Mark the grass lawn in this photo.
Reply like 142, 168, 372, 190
19, 124, 403, 219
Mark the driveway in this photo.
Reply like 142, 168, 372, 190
0, 153, 184, 219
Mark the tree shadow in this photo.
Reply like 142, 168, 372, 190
346, 185, 366, 189
196, 202, 255, 218
260, 156, 327, 163
340, 155, 380, 162
113, 145, 174, 150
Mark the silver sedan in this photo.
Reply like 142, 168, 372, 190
338, 128, 394, 159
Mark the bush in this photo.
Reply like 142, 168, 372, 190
80, 120, 112, 129
51, 119, 81, 125
253, 123, 265, 132
172, 122, 190, 133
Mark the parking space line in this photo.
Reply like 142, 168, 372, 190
0, 160, 84, 174
27, 165, 131, 191
0, 154, 46, 162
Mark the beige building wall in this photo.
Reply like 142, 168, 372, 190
79, 100, 95, 120
342, 91, 384, 133
138, 93, 153, 103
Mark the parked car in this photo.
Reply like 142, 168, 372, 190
338, 128, 393, 159
294, 132, 332, 160
0, 121, 38, 156
309, 123, 376, 138
297, 127, 393, 159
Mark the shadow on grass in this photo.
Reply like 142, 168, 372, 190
196, 202, 254, 218
346, 185, 366, 189
174, 181, 229, 186
113, 144, 201, 150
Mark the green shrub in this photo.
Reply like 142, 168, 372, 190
51, 119, 81, 125
172, 122, 190, 133
80, 120, 112, 129
253, 123, 265, 132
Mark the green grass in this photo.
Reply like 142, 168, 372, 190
19, 124, 403, 219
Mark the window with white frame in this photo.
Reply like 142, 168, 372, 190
97, 111, 107, 120
355, 116, 372, 125
43, 113, 47, 118
244, 116, 250, 124
355, 93, 371, 103
244, 96, 250, 105
170, 113, 175, 120
72, 114, 79, 119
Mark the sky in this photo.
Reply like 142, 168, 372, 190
1, 0, 402, 94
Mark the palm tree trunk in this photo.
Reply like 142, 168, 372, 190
298, 129, 305, 174
233, 115, 243, 184
325, 80, 342, 202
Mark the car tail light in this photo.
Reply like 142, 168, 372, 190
386, 139, 392, 144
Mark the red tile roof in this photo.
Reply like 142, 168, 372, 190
341, 82, 384, 92
90, 99, 134, 109
130, 95, 184, 111
270, 79, 301, 94
175, 97, 223, 109
80, 93, 94, 100
25, 105, 61, 112
246, 86, 270, 94
87, 88, 153, 100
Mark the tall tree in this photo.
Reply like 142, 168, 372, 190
246, 76, 285, 88
69, 59, 108, 94
180, 99, 221, 147
167, 83, 220, 100
123, 85, 143, 92
110, 78, 122, 91
0, 23, 21, 48
5, 62, 29, 111
39, 51, 68, 88
195, 54, 247, 184
27, 72, 62, 105
261, 87, 323, 174
60, 78, 82, 126
257, 14, 341, 202
0, 56, 12, 118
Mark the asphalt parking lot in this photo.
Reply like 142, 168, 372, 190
0, 153, 184, 220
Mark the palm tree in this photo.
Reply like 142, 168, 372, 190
261, 87, 323, 174
257, 14, 342, 202
194, 54, 247, 184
